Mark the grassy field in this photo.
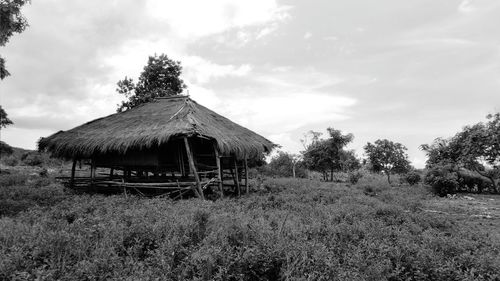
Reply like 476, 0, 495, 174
1, 166, 499, 280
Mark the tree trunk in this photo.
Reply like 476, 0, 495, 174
330, 167, 334, 182
386, 171, 391, 184
471, 167, 499, 193
487, 176, 499, 193
292, 163, 296, 178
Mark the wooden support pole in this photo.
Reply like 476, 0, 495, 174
178, 143, 186, 177
233, 157, 241, 197
213, 143, 224, 198
229, 166, 236, 193
244, 157, 249, 194
109, 168, 114, 179
70, 159, 77, 189
90, 160, 96, 189
184, 137, 205, 200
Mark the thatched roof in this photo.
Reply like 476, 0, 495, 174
39, 96, 275, 159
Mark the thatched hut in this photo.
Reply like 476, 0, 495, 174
39, 96, 275, 199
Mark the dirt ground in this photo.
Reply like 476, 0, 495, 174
424, 193, 500, 240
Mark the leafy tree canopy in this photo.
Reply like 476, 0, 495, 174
0, 105, 13, 129
302, 128, 356, 181
421, 113, 500, 192
364, 139, 410, 184
265, 151, 306, 178
0, 0, 30, 79
116, 54, 187, 112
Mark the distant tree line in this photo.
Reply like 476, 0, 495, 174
264, 127, 413, 184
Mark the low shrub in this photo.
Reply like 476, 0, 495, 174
348, 171, 363, 184
405, 171, 422, 185
21, 152, 44, 166
424, 165, 459, 196
0, 141, 13, 155
0, 172, 29, 187
1, 155, 18, 166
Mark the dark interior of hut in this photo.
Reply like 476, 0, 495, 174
60, 137, 249, 199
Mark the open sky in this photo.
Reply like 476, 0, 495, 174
1, 0, 500, 168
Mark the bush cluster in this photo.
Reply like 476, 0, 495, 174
405, 171, 422, 185
20, 152, 44, 166
1, 155, 18, 166
0, 171, 67, 216
0, 141, 13, 155
424, 165, 460, 196
347, 171, 363, 184
0, 147, 66, 167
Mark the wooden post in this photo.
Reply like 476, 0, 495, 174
109, 168, 114, 179
213, 143, 224, 198
244, 157, 249, 194
90, 160, 96, 189
70, 159, 77, 188
178, 143, 186, 177
184, 137, 205, 199
122, 178, 127, 198
233, 157, 241, 197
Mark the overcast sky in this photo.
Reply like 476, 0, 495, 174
1, 0, 500, 168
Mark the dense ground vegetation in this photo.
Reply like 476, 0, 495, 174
1, 166, 499, 280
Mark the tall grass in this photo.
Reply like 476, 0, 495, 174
0, 175, 499, 280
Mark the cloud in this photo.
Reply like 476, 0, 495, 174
458, 0, 476, 13
145, 0, 291, 39
221, 93, 356, 134
186, 84, 221, 109
198, 67, 355, 137
182, 56, 252, 84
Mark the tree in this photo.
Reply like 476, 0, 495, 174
338, 149, 361, 172
264, 151, 306, 178
291, 154, 303, 178
364, 139, 410, 184
116, 54, 187, 112
0, 105, 14, 156
421, 113, 500, 192
302, 128, 355, 181
1, 0, 30, 79
0, 105, 13, 129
